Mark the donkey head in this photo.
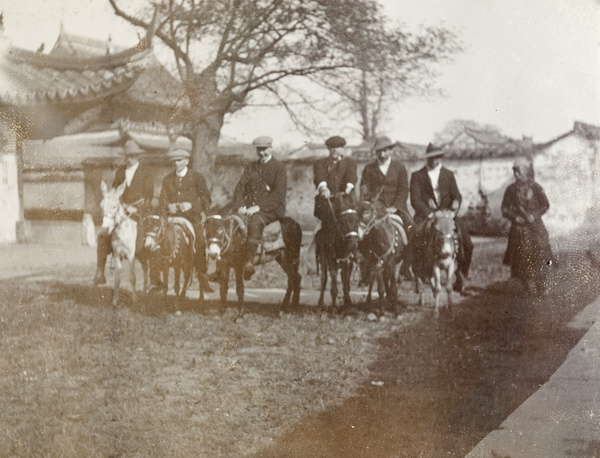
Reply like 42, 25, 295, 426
99, 180, 126, 234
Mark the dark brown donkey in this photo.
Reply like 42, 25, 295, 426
315, 192, 360, 312
205, 214, 302, 316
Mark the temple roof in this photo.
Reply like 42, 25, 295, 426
0, 29, 152, 107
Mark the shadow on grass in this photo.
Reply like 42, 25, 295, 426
254, 249, 600, 458
43, 279, 330, 320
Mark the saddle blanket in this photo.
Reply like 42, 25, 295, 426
167, 216, 196, 251
262, 220, 285, 253
388, 214, 408, 245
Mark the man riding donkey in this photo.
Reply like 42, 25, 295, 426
409, 142, 473, 293
226, 136, 287, 280
360, 135, 413, 281
306, 135, 358, 265
94, 139, 155, 286
158, 148, 213, 292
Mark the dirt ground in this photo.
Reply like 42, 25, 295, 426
1, 234, 599, 457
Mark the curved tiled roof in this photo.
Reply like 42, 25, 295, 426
0, 35, 151, 107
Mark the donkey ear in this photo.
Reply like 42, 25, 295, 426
101, 180, 108, 196
114, 181, 126, 198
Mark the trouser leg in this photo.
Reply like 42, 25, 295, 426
244, 213, 269, 279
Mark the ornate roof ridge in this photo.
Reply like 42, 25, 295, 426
8, 38, 151, 71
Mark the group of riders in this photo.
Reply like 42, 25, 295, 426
94, 134, 476, 295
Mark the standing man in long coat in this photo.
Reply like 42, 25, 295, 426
230, 136, 287, 279
159, 148, 213, 291
94, 139, 155, 285
410, 143, 473, 292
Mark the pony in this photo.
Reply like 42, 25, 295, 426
99, 180, 147, 306
315, 192, 360, 311
141, 215, 196, 299
357, 200, 405, 313
412, 209, 458, 316
205, 214, 302, 316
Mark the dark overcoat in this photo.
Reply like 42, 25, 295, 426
313, 156, 357, 220
501, 181, 554, 279
112, 164, 155, 215
410, 166, 461, 221
231, 157, 287, 220
159, 169, 211, 225
360, 159, 409, 215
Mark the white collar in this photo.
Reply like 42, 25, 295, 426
427, 162, 442, 173
259, 154, 272, 164
176, 167, 188, 178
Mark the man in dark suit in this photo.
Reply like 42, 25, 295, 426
410, 143, 473, 292
313, 135, 357, 227
94, 139, 155, 285
360, 135, 411, 224
230, 136, 287, 279
159, 148, 212, 290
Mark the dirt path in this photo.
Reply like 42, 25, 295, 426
255, 250, 600, 457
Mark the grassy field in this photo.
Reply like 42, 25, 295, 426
0, 235, 590, 457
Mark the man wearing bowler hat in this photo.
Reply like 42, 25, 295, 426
410, 142, 473, 292
94, 139, 155, 285
230, 136, 287, 280
313, 135, 357, 227
159, 148, 213, 291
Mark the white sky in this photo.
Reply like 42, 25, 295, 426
2, 0, 600, 145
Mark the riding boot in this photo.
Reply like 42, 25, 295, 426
453, 270, 464, 293
195, 252, 214, 293
244, 241, 259, 280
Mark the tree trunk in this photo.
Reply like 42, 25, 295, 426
190, 117, 223, 174
185, 67, 228, 176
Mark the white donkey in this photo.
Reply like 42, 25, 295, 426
100, 180, 139, 306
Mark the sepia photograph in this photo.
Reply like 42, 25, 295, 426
0, 0, 599, 456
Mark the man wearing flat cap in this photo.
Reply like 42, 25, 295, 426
313, 135, 357, 226
230, 136, 287, 279
159, 148, 213, 290
410, 142, 473, 292
94, 139, 155, 285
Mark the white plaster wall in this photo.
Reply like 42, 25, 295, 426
0, 153, 19, 243
534, 136, 596, 235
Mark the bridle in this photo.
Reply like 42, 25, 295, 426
143, 215, 182, 262
327, 197, 359, 239
206, 214, 246, 256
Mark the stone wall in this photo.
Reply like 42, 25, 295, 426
22, 137, 600, 238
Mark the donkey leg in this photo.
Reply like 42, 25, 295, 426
433, 267, 442, 317
235, 264, 245, 317
129, 257, 137, 305
112, 258, 122, 306
341, 261, 353, 308
329, 262, 338, 310
318, 260, 328, 308
142, 261, 149, 294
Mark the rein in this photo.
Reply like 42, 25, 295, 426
327, 197, 358, 238
362, 212, 397, 264
207, 214, 245, 256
